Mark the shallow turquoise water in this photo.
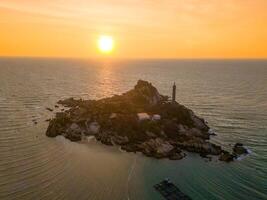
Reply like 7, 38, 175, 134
0, 58, 266, 199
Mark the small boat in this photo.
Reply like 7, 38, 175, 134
154, 178, 192, 200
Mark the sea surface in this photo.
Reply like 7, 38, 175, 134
0, 58, 266, 200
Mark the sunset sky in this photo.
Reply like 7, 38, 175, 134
0, 0, 267, 59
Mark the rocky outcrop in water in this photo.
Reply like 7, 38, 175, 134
46, 80, 244, 161
219, 151, 235, 162
233, 143, 248, 156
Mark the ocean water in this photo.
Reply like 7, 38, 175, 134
0, 58, 266, 200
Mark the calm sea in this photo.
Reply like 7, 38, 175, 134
0, 58, 266, 200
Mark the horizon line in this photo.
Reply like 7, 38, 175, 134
1, 55, 267, 61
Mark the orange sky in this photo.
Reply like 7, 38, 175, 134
0, 0, 267, 59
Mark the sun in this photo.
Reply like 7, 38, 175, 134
98, 35, 114, 54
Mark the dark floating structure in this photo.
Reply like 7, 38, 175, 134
154, 179, 192, 200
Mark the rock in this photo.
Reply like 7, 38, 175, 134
219, 151, 234, 162
137, 113, 150, 121
55, 105, 59, 108
208, 129, 216, 136
207, 156, 212, 161
46, 107, 53, 112
112, 135, 129, 145
121, 144, 139, 153
65, 133, 81, 141
46, 112, 75, 140
156, 141, 174, 155
189, 110, 209, 131
177, 124, 187, 134
110, 113, 117, 119
58, 97, 82, 107
95, 132, 113, 146
146, 131, 157, 138
202, 155, 212, 161
233, 143, 248, 155
178, 141, 222, 155
68, 123, 81, 133
200, 152, 208, 158
169, 153, 184, 160
73, 107, 86, 116
152, 114, 161, 121
202, 143, 222, 155
187, 128, 204, 138
86, 121, 100, 135
46, 118, 64, 137
134, 80, 163, 105
139, 138, 175, 158
163, 121, 180, 139
65, 123, 82, 141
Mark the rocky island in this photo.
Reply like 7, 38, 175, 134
46, 80, 247, 161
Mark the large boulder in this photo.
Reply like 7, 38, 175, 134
112, 135, 129, 145
95, 131, 113, 146
219, 151, 234, 162
46, 119, 61, 137
233, 143, 248, 155
189, 110, 209, 131
178, 141, 222, 155
139, 138, 175, 158
169, 153, 185, 160
65, 123, 82, 141
163, 120, 180, 139
46, 112, 70, 137
86, 121, 100, 135
133, 80, 162, 105
58, 97, 82, 107
137, 113, 150, 121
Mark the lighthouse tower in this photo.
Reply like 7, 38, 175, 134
172, 82, 176, 103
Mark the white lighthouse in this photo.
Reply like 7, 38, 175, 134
172, 82, 176, 103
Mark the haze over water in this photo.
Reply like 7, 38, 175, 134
0, 58, 266, 200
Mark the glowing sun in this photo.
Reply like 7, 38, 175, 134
98, 35, 114, 53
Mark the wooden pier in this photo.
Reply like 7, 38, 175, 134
154, 179, 192, 200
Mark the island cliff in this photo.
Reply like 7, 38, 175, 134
46, 80, 247, 161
